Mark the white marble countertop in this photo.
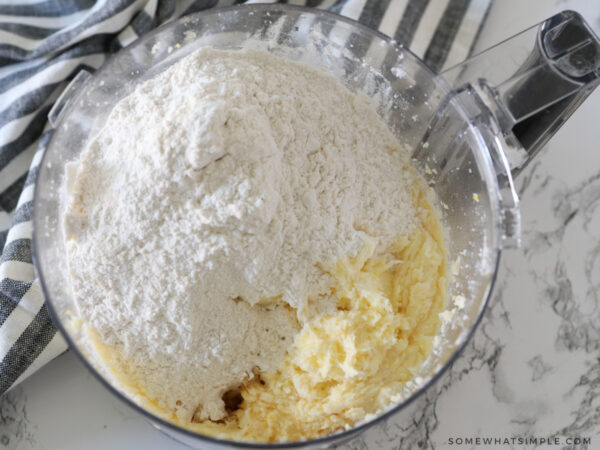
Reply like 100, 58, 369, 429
2, 1, 600, 449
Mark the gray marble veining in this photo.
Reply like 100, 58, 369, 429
0, 388, 34, 449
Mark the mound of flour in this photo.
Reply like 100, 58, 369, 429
64, 48, 418, 422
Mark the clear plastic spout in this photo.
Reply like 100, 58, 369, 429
441, 10, 600, 177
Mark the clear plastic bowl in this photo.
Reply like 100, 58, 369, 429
34, 4, 518, 449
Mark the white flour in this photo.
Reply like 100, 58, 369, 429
64, 48, 418, 422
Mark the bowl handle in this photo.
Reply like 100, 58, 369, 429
440, 10, 600, 178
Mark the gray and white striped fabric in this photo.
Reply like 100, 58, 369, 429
0, 0, 491, 395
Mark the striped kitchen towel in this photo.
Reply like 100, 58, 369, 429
0, 0, 492, 394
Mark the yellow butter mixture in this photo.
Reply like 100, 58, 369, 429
87, 183, 447, 443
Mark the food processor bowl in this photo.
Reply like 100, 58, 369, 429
33, 5, 600, 449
